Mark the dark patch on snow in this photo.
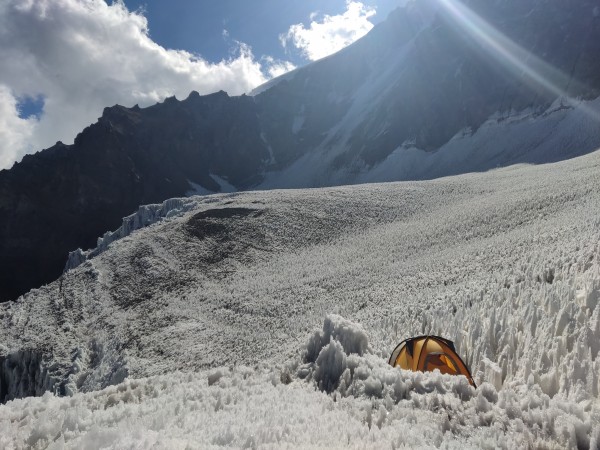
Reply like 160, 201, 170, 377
183, 207, 270, 266
185, 208, 263, 241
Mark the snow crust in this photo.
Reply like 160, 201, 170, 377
3, 149, 600, 447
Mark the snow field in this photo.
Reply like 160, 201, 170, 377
2, 149, 600, 447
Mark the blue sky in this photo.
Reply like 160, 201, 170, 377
0, 0, 404, 170
121, 0, 400, 65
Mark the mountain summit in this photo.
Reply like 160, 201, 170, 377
1, 0, 599, 302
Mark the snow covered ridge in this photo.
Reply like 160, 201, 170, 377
260, 95, 600, 189
2, 315, 599, 448
64, 197, 200, 271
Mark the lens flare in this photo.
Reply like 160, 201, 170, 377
436, 0, 600, 122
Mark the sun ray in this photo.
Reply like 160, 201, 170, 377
436, 0, 600, 122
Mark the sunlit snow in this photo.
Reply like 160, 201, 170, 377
2, 148, 600, 448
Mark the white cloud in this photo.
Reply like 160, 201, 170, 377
262, 56, 297, 79
0, 85, 37, 170
281, 1, 376, 62
0, 0, 294, 170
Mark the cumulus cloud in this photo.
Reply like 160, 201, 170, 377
281, 1, 376, 62
262, 57, 297, 78
0, 0, 294, 170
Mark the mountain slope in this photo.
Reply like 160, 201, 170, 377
254, 0, 600, 173
1, 0, 599, 302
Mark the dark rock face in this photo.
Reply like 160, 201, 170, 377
1, 0, 599, 302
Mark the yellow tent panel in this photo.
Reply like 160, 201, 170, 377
389, 335, 476, 387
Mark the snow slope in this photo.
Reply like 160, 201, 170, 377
2, 149, 600, 447
259, 95, 600, 188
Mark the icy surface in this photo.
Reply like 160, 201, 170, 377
64, 198, 198, 271
2, 315, 599, 448
2, 149, 600, 447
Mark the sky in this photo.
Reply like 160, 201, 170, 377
121, 0, 399, 64
0, 0, 403, 171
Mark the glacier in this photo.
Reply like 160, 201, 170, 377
2, 148, 600, 447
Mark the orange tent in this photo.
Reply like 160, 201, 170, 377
389, 335, 476, 387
